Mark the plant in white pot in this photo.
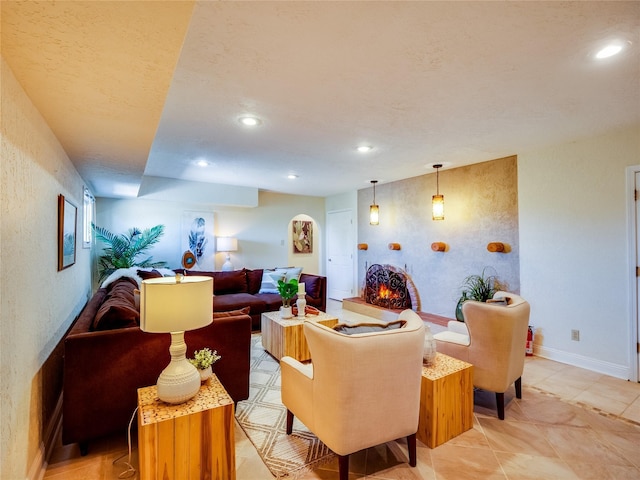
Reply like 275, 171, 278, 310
277, 278, 299, 319
189, 347, 221, 383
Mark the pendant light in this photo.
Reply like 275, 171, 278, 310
432, 164, 444, 220
369, 180, 379, 225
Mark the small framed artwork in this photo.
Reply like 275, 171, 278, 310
58, 194, 77, 270
292, 220, 313, 254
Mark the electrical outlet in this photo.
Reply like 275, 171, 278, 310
571, 329, 580, 341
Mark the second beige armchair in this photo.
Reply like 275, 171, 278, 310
434, 291, 530, 420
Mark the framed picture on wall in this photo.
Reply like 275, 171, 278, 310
292, 220, 313, 254
58, 194, 77, 270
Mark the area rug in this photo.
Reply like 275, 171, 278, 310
235, 335, 335, 479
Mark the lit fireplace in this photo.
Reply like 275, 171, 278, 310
364, 264, 412, 310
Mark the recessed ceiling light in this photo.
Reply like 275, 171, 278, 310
596, 44, 623, 59
357, 145, 373, 153
195, 159, 209, 167
239, 116, 261, 127
287, 174, 298, 180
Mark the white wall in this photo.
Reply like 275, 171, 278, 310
519, 125, 640, 379
96, 191, 326, 276
1, 58, 92, 480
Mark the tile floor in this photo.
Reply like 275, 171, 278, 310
44, 300, 640, 480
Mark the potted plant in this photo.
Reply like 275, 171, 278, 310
277, 278, 299, 318
92, 224, 167, 282
455, 267, 505, 321
189, 347, 221, 382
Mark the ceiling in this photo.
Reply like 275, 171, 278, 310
2, 1, 639, 200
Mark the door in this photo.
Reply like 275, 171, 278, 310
635, 172, 640, 381
327, 209, 355, 300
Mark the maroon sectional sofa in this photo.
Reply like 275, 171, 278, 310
62, 274, 251, 455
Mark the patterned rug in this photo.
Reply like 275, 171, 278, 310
235, 335, 335, 478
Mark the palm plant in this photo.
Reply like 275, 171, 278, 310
92, 224, 167, 282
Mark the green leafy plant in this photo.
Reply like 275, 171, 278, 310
277, 278, 299, 307
92, 224, 167, 282
456, 267, 505, 321
189, 348, 221, 370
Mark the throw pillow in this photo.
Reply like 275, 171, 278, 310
213, 306, 251, 318
244, 268, 264, 294
92, 280, 139, 331
274, 267, 302, 283
333, 320, 406, 335
137, 269, 163, 280
258, 269, 286, 294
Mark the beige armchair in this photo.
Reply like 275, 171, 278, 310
280, 310, 425, 480
434, 291, 530, 420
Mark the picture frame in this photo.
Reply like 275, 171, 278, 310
292, 220, 313, 254
58, 194, 77, 270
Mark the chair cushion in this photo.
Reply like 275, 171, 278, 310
433, 330, 470, 346
332, 320, 406, 335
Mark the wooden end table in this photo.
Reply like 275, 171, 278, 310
261, 310, 339, 361
417, 352, 474, 448
137, 375, 236, 480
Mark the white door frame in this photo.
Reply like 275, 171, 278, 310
626, 165, 640, 383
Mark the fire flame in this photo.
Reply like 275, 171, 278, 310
378, 285, 399, 299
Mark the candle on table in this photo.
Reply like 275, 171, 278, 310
298, 282, 305, 294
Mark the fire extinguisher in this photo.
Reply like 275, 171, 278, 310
525, 326, 534, 356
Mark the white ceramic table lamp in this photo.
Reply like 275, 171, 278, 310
217, 237, 238, 271
140, 275, 213, 404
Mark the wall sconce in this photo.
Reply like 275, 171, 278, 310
431, 242, 446, 252
369, 180, 379, 225
388, 243, 401, 250
358, 243, 368, 250
487, 242, 506, 253
432, 164, 444, 221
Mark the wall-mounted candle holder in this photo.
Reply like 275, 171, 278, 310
358, 243, 368, 250
431, 242, 446, 252
388, 243, 401, 250
487, 242, 506, 253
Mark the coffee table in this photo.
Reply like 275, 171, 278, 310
261, 310, 339, 361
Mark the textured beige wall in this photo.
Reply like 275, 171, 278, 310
1, 58, 92, 479
358, 156, 519, 318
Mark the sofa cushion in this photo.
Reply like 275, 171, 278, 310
300, 274, 321, 299
253, 293, 285, 310
259, 269, 286, 294
244, 268, 263, 294
213, 306, 251, 318
92, 278, 139, 331
186, 270, 248, 295
213, 293, 266, 315
275, 267, 302, 283
333, 320, 406, 335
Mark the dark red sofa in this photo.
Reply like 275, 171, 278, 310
62, 275, 251, 455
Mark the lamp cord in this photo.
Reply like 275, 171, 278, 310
112, 406, 138, 479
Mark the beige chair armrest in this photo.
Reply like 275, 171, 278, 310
446, 321, 469, 336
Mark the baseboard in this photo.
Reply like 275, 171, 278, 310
27, 394, 63, 480
535, 345, 631, 381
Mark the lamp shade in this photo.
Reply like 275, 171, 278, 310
432, 194, 444, 221
216, 237, 238, 252
140, 276, 213, 333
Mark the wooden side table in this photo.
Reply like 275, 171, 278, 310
137, 375, 236, 480
417, 352, 474, 448
261, 310, 339, 361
